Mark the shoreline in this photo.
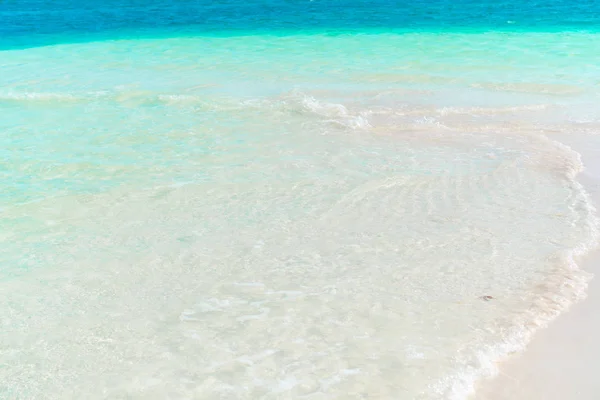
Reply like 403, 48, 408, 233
474, 132, 600, 400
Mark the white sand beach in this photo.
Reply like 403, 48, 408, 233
476, 133, 600, 400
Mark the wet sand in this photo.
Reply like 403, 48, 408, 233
475, 133, 600, 400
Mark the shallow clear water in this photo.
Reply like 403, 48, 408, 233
2, 2, 600, 399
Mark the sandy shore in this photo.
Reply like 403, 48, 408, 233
474, 133, 600, 400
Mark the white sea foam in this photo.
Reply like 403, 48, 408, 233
0, 91, 81, 102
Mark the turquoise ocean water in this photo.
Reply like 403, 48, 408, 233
2, 1, 600, 399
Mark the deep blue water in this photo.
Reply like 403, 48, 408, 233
1, 0, 600, 49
